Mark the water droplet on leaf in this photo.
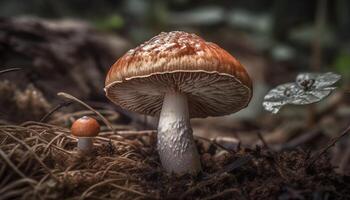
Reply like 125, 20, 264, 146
263, 72, 341, 114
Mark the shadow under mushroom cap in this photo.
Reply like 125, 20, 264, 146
105, 70, 252, 118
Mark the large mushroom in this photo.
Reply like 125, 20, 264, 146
105, 31, 252, 174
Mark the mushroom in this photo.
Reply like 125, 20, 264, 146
105, 31, 252, 174
71, 116, 100, 153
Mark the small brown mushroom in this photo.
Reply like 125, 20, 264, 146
105, 31, 252, 174
71, 116, 100, 153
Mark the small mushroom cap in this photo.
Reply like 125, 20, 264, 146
105, 31, 252, 118
71, 116, 100, 137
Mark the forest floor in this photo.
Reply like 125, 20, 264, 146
1, 109, 350, 199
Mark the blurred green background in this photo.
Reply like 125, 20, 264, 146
1, 0, 348, 77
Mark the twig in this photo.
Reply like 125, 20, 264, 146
32, 134, 71, 154
196, 136, 235, 153
311, 0, 327, 71
0, 187, 30, 200
256, 132, 270, 149
57, 92, 116, 134
307, 0, 327, 126
80, 179, 125, 199
307, 124, 350, 168
0, 144, 20, 184
110, 183, 157, 199
40, 100, 73, 122
0, 130, 59, 181
338, 143, 350, 174
0, 68, 22, 75
43, 132, 71, 154
101, 161, 122, 179
0, 149, 28, 179
0, 178, 37, 200
87, 101, 156, 130
116, 130, 156, 135
202, 188, 241, 200
273, 128, 321, 151
50, 110, 121, 126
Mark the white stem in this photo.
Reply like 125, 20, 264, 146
157, 91, 202, 174
77, 137, 93, 152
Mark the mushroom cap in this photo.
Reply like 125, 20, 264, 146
71, 116, 100, 137
105, 31, 252, 118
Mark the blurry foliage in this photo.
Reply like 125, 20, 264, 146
0, 0, 121, 19
93, 15, 124, 31
0, 0, 349, 81
333, 52, 350, 80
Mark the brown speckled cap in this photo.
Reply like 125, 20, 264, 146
105, 31, 252, 118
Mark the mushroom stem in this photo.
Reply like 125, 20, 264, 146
157, 91, 202, 174
77, 137, 93, 152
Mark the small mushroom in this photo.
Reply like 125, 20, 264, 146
105, 31, 252, 174
71, 116, 100, 153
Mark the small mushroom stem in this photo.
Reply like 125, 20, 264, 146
157, 91, 202, 174
77, 137, 93, 152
